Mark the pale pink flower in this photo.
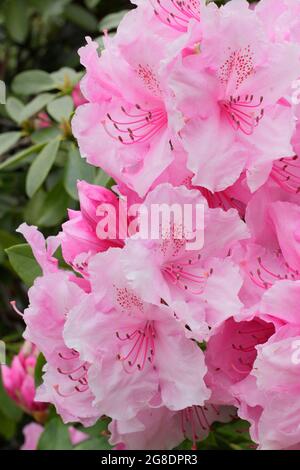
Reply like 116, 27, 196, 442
109, 402, 234, 450
22, 273, 99, 426
131, 0, 203, 36
233, 281, 300, 449
232, 184, 300, 307
122, 184, 248, 327
17, 223, 59, 274
169, 0, 300, 192
18, 225, 99, 426
198, 174, 251, 219
21, 423, 44, 450
256, 0, 300, 43
72, 32, 184, 197
64, 248, 210, 422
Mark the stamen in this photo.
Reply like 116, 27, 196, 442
220, 95, 264, 135
231, 319, 275, 376
271, 156, 300, 194
180, 405, 214, 450
151, 0, 201, 33
163, 257, 210, 295
58, 350, 79, 360
116, 321, 156, 372
103, 105, 167, 145
249, 253, 300, 289
10, 301, 23, 316
200, 187, 245, 216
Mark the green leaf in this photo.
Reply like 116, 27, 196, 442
47, 96, 74, 122
36, 182, 71, 227
74, 437, 112, 450
20, 93, 55, 122
77, 418, 110, 438
64, 144, 95, 199
6, 97, 25, 123
99, 11, 129, 31
51, 68, 81, 89
214, 419, 253, 450
0, 132, 21, 156
0, 370, 23, 422
65, 4, 98, 32
84, 0, 101, 8
31, 127, 61, 145
38, 417, 72, 450
93, 168, 113, 187
12, 70, 56, 96
0, 143, 43, 171
5, 0, 29, 44
35, 353, 46, 388
0, 410, 17, 440
29, 0, 72, 18
24, 188, 47, 225
26, 139, 60, 197
6, 243, 42, 286
0, 229, 20, 250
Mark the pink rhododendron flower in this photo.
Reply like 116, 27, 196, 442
256, 0, 300, 44
132, 0, 203, 36
109, 402, 234, 450
205, 314, 277, 405
232, 184, 300, 307
18, 224, 99, 426
60, 180, 125, 271
169, 0, 300, 192
64, 248, 210, 421
122, 184, 248, 327
72, 83, 88, 108
1, 342, 47, 416
232, 281, 300, 449
72, 31, 184, 197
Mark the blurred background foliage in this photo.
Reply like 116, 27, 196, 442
0, 0, 256, 450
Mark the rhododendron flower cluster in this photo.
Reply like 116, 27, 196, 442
15, 0, 300, 450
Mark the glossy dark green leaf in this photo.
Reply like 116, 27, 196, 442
74, 436, 112, 450
26, 139, 60, 197
0, 371, 23, 422
64, 145, 95, 200
0, 144, 44, 171
6, 243, 42, 286
34, 353, 47, 388
36, 182, 71, 227
38, 417, 72, 450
